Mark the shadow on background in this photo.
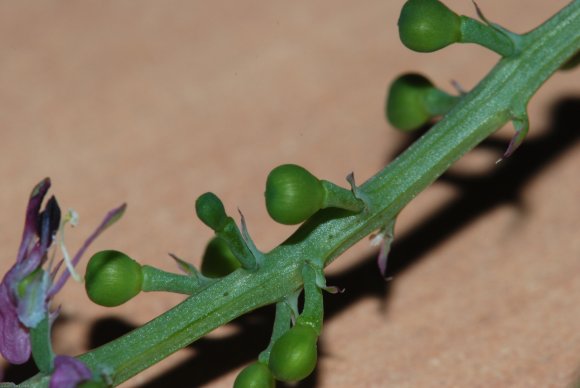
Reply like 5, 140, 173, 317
4, 97, 579, 387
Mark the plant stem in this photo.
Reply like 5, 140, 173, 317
258, 302, 292, 364
320, 180, 365, 213
21, 1, 580, 386
29, 317, 53, 374
459, 16, 516, 57
141, 265, 201, 295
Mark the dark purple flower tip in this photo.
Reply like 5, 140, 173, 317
49, 355, 92, 388
37, 196, 61, 252
17, 178, 51, 264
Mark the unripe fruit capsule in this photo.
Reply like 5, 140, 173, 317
398, 0, 461, 52
196, 192, 228, 231
265, 164, 325, 225
386, 73, 434, 131
85, 250, 143, 307
268, 324, 318, 383
233, 362, 275, 388
200, 237, 241, 278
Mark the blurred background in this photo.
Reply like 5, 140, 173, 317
0, 0, 578, 386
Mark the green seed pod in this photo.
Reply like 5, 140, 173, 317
85, 250, 143, 307
195, 192, 228, 231
200, 237, 241, 278
268, 324, 318, 383
265, 164, 325, 225
386, 73, 434, 131
398, 0, 461, 52
233, 362, 275, 388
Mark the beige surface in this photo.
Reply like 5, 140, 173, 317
0, 1, 579, 387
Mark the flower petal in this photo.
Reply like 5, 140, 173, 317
49, 203, 126, 297
17, 178, 51, 264
17, 269, 51, 328
0, 283, 31, 364
49, 356, 92, 388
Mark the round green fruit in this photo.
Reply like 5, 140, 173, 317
386, 73, 434, 131
398, 0, 461, 52
265, 164, 325, 225
268, 324, 318, 383
200, 237, 241, 278
85, 250, 143, 307
233, 362, 275, 388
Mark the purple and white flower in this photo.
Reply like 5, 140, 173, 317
0, 178, 125, 366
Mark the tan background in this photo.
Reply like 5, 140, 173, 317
1, 1, 579, 387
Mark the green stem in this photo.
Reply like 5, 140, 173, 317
459, 16, 517, 57
22, 1, 580, 386
424, 88, 459, 116
29, 316, 54, 374
320, 180, 365, 213
218, 218, 257, 270
258, 302, 293, 364
141, 265, 202, 295
297, 264, 324, 335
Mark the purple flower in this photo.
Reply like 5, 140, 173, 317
0, 178, 126, 365
49, 356, 92, 388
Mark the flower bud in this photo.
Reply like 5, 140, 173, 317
233, 362, 275, 388
386, 73, 434, 131
200, 237, 241, 278
195, 192, 228, 231
85, 250, 143, 307
268, 324, 318, 383
398, 0, 461, 52
265, 164, 325, 225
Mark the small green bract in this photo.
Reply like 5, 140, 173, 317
265, 164, 325, 225
398, 0, 461, 52
268, 324, 318, 382
85, 250, 143, 307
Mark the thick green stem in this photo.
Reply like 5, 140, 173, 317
22, 1, 580, 386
